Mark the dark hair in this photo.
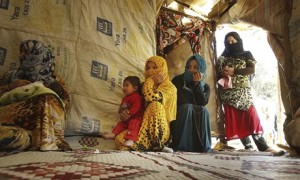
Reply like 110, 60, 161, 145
124, 76, 142, 95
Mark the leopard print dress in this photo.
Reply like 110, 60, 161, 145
216, 53, 256, 111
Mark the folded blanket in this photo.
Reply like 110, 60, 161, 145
0, 81, 63, 106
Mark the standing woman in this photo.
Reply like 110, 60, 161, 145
115, 56, 177, 151
216, 32, 283, 155
171, 54, 212, 152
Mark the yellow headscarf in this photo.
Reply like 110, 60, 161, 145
144, 56, 169, 80
143, 56, 177, 123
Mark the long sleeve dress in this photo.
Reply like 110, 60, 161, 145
216, 51, 264, 141
171, 74, 212, 152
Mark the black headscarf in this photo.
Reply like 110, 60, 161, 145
221, 31, 245, 57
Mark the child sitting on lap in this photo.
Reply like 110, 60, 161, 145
102, 76, 144, 147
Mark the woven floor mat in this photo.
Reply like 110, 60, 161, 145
0, 149, 299, 180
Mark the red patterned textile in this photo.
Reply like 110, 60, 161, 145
156, 8, 210, 55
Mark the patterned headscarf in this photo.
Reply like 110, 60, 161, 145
183, 54, 206, 90
144, 56, 169, 81
221, 31, 245, 57
5, 40, 55, 86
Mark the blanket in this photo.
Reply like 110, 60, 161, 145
0, 81, 70, 151
0, 81, 63, 107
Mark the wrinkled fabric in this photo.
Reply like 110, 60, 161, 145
171, 104, 211, 152
0, 79, 71, 151
224, 104, 264, 140
0, 40, 70, 151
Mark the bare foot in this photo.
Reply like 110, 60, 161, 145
123, 140, 134, 147
102, 132, 116, 140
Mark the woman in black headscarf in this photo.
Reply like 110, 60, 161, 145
216, 32, 283, 155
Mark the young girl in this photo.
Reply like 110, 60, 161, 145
102, 76, 144, 147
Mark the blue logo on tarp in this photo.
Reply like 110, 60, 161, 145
0, 0, 9, 10
91, 60, 108, 80
0, 47, 7, 65
97, 17, 113, 36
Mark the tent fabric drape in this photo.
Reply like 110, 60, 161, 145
156, 8, 211, 55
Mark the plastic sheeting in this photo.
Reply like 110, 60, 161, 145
0, 0, 157, 135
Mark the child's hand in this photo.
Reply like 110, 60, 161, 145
120, 109, 130, 121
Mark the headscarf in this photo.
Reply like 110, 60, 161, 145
221, 31, 245, 57
143, 56, 177, 123
144, 56, 169, 81
5, 40, 55, 86
183, 54, 206, 91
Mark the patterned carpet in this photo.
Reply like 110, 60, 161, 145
0, 136, 299, 179
0, 149, 300, 180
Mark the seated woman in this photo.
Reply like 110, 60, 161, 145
171, 54, 212, 152
115, 56, 177, 151
0, 40, 71, 151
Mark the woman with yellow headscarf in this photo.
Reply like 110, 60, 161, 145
115, 56, 177, 151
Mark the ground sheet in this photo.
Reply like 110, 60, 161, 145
0, 136, 299, 179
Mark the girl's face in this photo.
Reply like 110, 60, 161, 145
122, 80, 137, 96
146, 61, 157, 71
226, 36, 237, 44
188, 59, 199, 73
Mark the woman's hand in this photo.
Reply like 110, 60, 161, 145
9, 79, 32, 90
151, 73, 164, 86
120, 109, 130, 121
193, 71, 202, 84
222, 66, 234, 76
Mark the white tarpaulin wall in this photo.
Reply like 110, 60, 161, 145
0, 0, 157, 135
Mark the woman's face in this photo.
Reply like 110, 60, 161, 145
146, 61, 157, 71
188, 59, 199, 73
226, 36, 237, 44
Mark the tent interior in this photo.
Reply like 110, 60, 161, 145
0, 0, 299, 153
156, 0, 300, 154
0, 0, 300, 178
